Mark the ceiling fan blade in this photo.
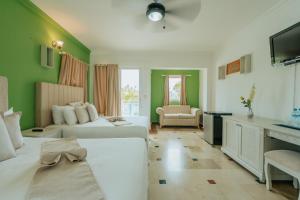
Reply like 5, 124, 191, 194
111, 0, 149, 10
133, 13, 149, 30
166, 0, 201, 22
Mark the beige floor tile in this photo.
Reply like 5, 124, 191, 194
148, 125, 297, 200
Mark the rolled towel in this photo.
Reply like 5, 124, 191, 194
40, 138, 87, 167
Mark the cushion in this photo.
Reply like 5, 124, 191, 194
69, 101, 83, 107
164, 114, 180, 119
0, 107, 13, 117
52, 105, 72, 125
63, 108, 78, 125
178, 114, 195, 119
86, 104, 98, 122
265, 150, 300, 172
164, 113, 195, 119
75, 106, 90, 124
163, 105, 191, 114
3, 112, 23, 149
0, 115, 16, 161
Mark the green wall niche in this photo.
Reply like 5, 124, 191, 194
151, 70, 200, 123
0, 0, 90, 129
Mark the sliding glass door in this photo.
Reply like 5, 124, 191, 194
121, 69, 139, 116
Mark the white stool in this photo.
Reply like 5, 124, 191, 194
264, 150, 300, 200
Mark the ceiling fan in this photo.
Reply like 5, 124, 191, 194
111, 0, 201, 32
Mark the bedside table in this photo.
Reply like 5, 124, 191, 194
22, 127, 62, 138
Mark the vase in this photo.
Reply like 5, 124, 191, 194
247, 108, 254, 119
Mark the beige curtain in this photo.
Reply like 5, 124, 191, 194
180, 75, 187, 105
94, 64, 120, 116
59, 54, 88, 101
163, 75, 169, 106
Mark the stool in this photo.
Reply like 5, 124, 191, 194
264, 150, 300, 200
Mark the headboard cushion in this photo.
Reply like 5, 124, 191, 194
36, 82, 84, 127
0, 76, 8, 112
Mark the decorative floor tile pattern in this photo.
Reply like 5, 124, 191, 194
207, 179, 217, 184
148, 125, 298, 200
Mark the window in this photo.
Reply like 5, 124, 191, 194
169, 76, 181, 105
121, 69, 139, 116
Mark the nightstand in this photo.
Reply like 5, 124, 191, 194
22, 127, 62, 138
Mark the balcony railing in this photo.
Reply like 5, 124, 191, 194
121, 102, 139, 116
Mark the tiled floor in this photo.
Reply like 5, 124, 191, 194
148, 125, 298, 200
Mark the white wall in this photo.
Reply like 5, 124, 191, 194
213, 0, 300, 121
90, 51, 214, 120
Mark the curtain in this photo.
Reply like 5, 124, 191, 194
180, 75, 187, 105
59, 54, 88, 101
163, 75, 169, 106
94, 64, 120, 116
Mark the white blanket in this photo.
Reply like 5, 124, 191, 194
47, 116, 149, 142
0, 138, 148, 200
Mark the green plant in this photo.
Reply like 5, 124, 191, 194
240, 85, 256, 110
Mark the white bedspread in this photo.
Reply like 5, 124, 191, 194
47, 116, 149, 142
0, 137, 148, 200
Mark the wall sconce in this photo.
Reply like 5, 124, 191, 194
52, 40, 64, 50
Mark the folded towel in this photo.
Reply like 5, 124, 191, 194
106, 116, 125, 122
40, 139, 87, 167
27, 139, 105, 200
111, 121, 132, 126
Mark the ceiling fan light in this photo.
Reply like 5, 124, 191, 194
146, 3, 165, 22
148, 11, 163, 22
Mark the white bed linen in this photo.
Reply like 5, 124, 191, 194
0, 137, 148, 200
47, 116, 149, 142
47, 116, 149, 129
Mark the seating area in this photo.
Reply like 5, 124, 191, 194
156, 105, 201, 128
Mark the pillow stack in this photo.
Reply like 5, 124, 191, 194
52, 102, 99, 125
0, 108, 23, 162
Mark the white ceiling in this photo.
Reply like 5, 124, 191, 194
32, 0, 281, 53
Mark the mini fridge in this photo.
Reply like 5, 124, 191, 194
203, 112, 232, 145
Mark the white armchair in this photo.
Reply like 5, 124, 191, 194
156, 105, 202, 128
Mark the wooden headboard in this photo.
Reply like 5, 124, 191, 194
36, 82, 84, 127
0, 76, 8, 112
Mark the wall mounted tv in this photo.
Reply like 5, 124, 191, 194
270, 22, 300, 66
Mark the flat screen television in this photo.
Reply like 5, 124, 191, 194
270, 22, 300, 66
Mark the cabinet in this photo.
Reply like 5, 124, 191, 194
222, 118, 264, 181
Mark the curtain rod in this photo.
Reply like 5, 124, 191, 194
161, 74, 192, 77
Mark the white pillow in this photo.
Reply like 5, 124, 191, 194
86, 104, 98, 122
69, 101, 83, 107
3, 112, 23, 149
1, 107, 14, 117
52, 105, 72, 125
0, 115, 16, 161
63, 108, 78, 125
75, 106, 90, 124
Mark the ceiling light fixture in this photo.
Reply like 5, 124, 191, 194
146, 3, 165, 22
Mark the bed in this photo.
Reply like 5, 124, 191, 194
35, 82, 149, 141
0, 76, 148, 200
0, 137, 148, 200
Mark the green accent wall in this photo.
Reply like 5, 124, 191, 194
0, 0, 90, 129
151, 70, 200, 123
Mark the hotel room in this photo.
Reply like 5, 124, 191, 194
0, 0, 300, 199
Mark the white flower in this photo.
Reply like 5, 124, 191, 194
248, 85, 256, 102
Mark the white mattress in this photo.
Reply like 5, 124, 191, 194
47, 116, 149, 142
0, 137, 148, 200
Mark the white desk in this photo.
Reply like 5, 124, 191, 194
222, 115, 300, 181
